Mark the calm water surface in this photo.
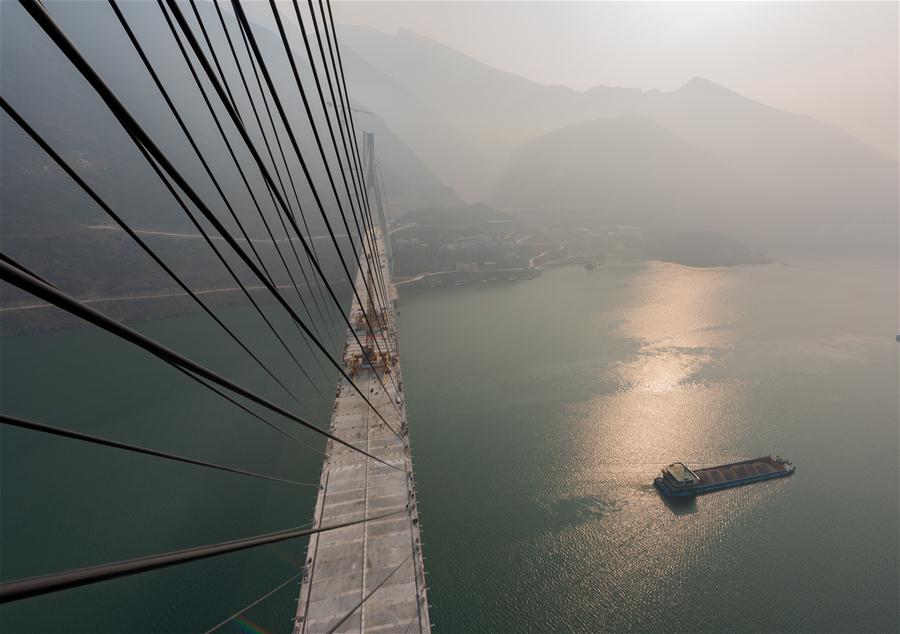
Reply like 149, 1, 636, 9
1, 258, 897, 632
399, 259, 898, 633
1, 303, 340, 633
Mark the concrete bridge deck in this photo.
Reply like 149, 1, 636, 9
294, 231, 429, 634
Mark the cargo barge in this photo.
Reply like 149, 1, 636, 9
654, 456, 795, 498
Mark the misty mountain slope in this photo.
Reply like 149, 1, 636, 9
222, 4, 463, 214
495, 108, 896, 252
189, 2, 463, 215
355, 112, 463, 213
527, 78, 897, 251
339, 26, 896, 178
337, 25, 645, 161
1, 2, 455, 235
340, 26, 895, 251
339, 43, 488, 201
1, 0, 459, 308
628, 78, 898, 236
396, 202, 515, 228
494, 114, 758, 235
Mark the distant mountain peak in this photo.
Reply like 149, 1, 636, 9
681, 76, 720, 88
677, 76, 737, 96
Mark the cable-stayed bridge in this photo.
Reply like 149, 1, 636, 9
0, 0, 431, 631
295, 224, 429, 633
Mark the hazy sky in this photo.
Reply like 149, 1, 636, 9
332, 1, 899, 158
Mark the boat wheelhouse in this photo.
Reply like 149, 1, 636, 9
654, 462, 700, 498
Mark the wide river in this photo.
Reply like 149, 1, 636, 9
1, 258, 897, 632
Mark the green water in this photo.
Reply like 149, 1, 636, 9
0, 304, 342, 633
1, 259, 898, 632
398, 260, 898, 633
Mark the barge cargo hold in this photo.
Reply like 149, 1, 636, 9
654, 456, 795, 498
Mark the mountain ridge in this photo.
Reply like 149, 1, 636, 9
340, 25, 892, 160
339, 25, 897, 252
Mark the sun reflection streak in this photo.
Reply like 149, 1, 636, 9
574, 261, 750, 478
551, 262, 760, 612
612, 262, 736, 392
